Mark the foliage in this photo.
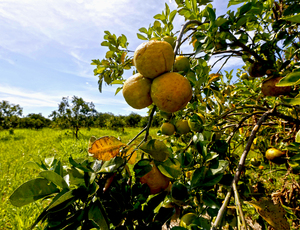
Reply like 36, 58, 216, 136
9, 0, 300, 229
49, 96, 97, 139
0, 100, 23, 130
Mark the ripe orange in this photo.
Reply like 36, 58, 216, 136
173, 56, 190, 75
175, 119, 191, 135
139, 161, 170, 194
151, 72, 192, 113
122, 73, 152, 109
161, 122, 175, 136
265, 147, 286, 164
262, 77, 292, 97
133, 40, 174, 79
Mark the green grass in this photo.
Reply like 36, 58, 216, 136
0, 127, 158, 229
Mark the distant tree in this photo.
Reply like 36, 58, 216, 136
20, 113, 51, 129
94, 112, 114, 127
0, 100, 23, 131
106, 115, 126, 131
49, 96, 97, 138
125, 112, 142, 127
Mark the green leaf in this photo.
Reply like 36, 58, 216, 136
236, 16, 248, 28
281, 98, 300, 106
23, 161, 43, 170
101, 41, 110, 46
139, 27, 148, 34
69, 157, 93, 172
228, 0, 247, 7
215, 17, 227, 27
115, 87, 123, 95
276, 72, 300, 86
134, 159, 152, 178
105, 51, 114, 59
239, 2, 252, 15
88, 200, 109, 229
207, 7, 216, 22
9, 178, 59, 207
295, 130, 300, 143
111, 79, 125, 85
39, 171, 69, 190
202, 191, 220, 209
46, 190, 75, 211
191, 167, 206, 188
202, 173, 224, 187
99, 156, 125, 173
169, 10, 177, 22
282, 13, 300, 23
137, 33, 148, 40
140, 139, 169, 162
210, 160, 229, 175
157, 158, 181, 179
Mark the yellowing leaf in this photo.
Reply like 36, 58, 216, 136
245, 197, 290, 230
88, 136, 126, 161
122, 145, 137, 165
121, 52, 127, 64
88, 136, 137, 164
208, 73, 221, 84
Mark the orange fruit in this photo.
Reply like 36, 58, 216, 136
161, 122, 175, 136
133, 40, 174, 79
162, 36, 176, 49
151, 72, 192, 113
262, 77, 291, 97
122, 73, 152, 109
175, 119, 191, 135
173, 56, 190, 75
180, 213, 197, 228
250, 158, 261, 167
248, 62, 265, 78
265, 147, 286, 164
139, 161, 170, 194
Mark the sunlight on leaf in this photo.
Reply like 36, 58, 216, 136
88, 136, 136, 164
245, 197, 290, 230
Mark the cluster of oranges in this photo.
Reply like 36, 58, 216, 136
122, 40, 192, 113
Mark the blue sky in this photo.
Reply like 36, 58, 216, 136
0, 0, 242, 118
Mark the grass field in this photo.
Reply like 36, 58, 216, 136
0, 127, 159, 229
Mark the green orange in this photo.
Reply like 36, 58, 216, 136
122, 73, 152, 109
161, 122, 175, 136
175, 119, 191, 135
173, 56, 190, 75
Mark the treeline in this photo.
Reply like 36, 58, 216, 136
0, 98, 162, 136
14, 112, 161, 129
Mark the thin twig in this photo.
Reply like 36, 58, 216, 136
232, 181, 247, 229
174, 20, 209, 56
211, 109, 275, 230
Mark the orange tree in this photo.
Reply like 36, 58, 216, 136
9, 0, 300, 229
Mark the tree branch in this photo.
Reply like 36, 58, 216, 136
174, 20, 209, 56
211, 109, 275, 230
